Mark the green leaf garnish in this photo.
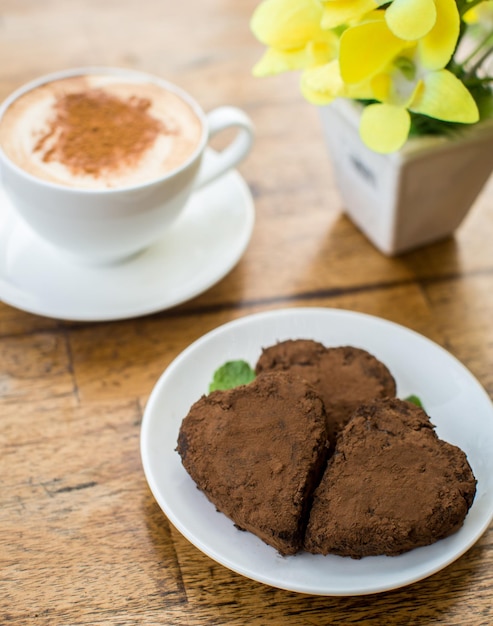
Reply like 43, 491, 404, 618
209, 360, 256, 392
405, 394, 423, 408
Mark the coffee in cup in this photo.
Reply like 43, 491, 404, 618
0, 74, 204, 189
0, 67, 254, 264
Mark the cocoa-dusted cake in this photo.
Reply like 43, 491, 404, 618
256, 340, 397, 441
176, 370, 329, 555
304, 398, 477, 558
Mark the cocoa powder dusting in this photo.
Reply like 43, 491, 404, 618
34, 89, 167, 177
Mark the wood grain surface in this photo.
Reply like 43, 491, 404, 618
1, 1, 493, 624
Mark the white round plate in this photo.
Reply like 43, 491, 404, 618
141, 307, 493, 596
0, 150, 254, 321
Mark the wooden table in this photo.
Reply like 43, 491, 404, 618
2, 1, 493, 624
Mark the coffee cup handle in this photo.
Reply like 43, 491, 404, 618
193, 106, 254, 191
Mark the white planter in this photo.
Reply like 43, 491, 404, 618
320, 100, 493, 256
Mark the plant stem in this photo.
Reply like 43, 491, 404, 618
462, 30, 493, 68
466, 76, 493, 86
466, 43, 493, 79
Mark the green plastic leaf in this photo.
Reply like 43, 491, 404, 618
209, 360, 256, 392
405, 394, 424, 408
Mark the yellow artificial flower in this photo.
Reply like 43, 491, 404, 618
301, 61, 346, 104
253, 40, 337, 75
300, 59, 374, 103
385, 0, 438, 40
339, 0, 460, 86
251, 0, 324, 49
412, 68, 479, 122
358, 49, 479, 153
250, 0, 491, 153
251, 0, 337, 75
360, 103, 412, 152
464, 1, 493, 25
339, 11, 409, 84
417, 0, 461, 69
320, 0, 378, 29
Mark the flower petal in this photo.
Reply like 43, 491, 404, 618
370, 73, 392, 102
463, 6, 478, 24
360, 103, 411, 152
340, 14, 407, 83
410, 69, 480, 123
253, 38, 337, 76
253, 47, 313, 76
320, 0, 378, 29
385, 0, 437, 41
309, 39, 340, 65
300, 61, 346, 104
251, 0, 325, 49
301, 60, 375, 103
418, 0, 460, 69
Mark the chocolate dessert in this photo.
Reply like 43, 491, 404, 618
177, 342, 477, 559
304, 398, 477, 558
256, 341, 397, 441
176, 370, 329, 555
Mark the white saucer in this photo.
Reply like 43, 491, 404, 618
0, 156, 254, 322
141, 308, 493, 596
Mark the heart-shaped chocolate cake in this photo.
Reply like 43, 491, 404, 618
177, 370, 329, 555
256, 341, 397, 442
304, 398, 477, 558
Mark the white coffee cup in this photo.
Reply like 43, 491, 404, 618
0, 67, 254, 265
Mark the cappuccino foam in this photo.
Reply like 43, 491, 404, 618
0, 74, 203, 189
